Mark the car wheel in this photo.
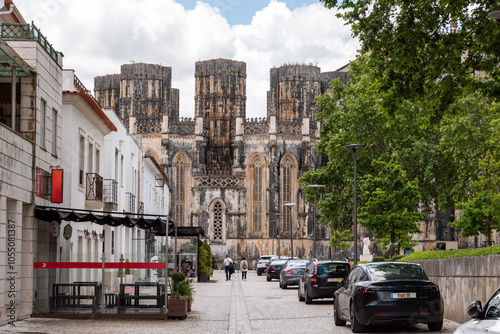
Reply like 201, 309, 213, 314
305, 287, 312, 304
427, 319, 443, 331
282, 283, 287, 289
350, 303, 366, 333
266, 276, 271, 282
333, 299, 346, 326
257, 270, 262, 276
298, 287, 305, 302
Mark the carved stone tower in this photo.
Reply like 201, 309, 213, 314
195, 59, 246, 172
269, 65, 321, 120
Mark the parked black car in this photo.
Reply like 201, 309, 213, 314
298, 259, 350, 304
279, 259, 310, 289
334, 262, 444, 333
266, 259, 289, 281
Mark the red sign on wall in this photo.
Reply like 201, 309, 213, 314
51, 169, 63, 203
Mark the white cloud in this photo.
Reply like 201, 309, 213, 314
15, 0, 359, 118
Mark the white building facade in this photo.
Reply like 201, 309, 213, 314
0, 4, 63, 325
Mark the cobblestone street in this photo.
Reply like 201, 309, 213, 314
1, 270, 461, 334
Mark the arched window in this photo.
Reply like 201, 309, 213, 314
213, 201, 223, 241
252, 158, 263, 233
281, 156, 296, 234
174, 153, 189, 226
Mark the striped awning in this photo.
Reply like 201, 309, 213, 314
35, 206, 204, 237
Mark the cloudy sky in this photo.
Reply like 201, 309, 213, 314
15, 0, 359, 118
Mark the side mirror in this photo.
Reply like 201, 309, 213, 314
467, 300, 483, 319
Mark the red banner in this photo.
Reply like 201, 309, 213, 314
33, 262, 166, 269
51, 169, 63, 203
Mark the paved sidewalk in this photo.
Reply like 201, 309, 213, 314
2, 270, 233, 334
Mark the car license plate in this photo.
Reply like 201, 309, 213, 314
391, 292, 416, 299
327, 278, 343, 283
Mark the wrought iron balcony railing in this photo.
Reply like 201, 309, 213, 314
126, 192, 136, 213
86, 173, 103, 202
103, 179, 118, 204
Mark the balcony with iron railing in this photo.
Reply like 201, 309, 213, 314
86, 173, 103, 210
126, 192, 136, 213
1, 22, 59, 63
103, 179, 118, 204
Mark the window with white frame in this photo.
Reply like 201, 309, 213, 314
51, 108, 57, 155
79, 130, 85, 186
40, 99, 46, 149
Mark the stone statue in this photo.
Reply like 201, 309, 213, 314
150, 255, 159, 282
360, 237, 373, 262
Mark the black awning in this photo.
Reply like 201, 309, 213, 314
35, 206, 205, 238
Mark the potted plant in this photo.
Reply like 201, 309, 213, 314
168, 271, 194, 318
124, 259, 133, 283
198, 240, 213, 282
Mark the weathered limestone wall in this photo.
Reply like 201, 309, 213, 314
413, 255, 500, 323
269, 65, 321, 120
94, 74, 120, 110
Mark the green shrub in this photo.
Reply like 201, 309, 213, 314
398, 245, 500, 261
170, 271, 194, 301
198, 241, 213, 277
125, 259, 131, 275
391, 255, 405, 261
372, 256, 385, 262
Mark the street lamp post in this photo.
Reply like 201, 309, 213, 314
276, 213, 282, 258
271, 220, 275, 255
343, 144, 365, 265
285, 203, 296, 258
308, 185, 324, 259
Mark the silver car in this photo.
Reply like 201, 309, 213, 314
455, 287, 500, 334
279, 259, 309, 289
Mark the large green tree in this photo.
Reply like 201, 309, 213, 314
300, 0, 500, 252
451, 154, 500, 245
359, 157, 423, 257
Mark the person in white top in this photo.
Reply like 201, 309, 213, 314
223, 255, 233, 281
240, 256, 248, 281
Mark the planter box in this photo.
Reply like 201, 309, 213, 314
168, 299, 188, 319
197, 275, 210, 283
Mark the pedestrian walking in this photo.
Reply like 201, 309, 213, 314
223, 255, 234, 281
240, 256, 248, 281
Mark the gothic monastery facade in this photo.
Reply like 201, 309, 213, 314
94, 59, 349, 264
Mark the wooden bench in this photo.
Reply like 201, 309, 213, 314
118, 282, 165, 312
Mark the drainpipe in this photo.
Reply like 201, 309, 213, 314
11, 65, 16, 130
0, 1, 14, 15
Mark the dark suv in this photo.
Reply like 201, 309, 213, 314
298, 259, 350, 304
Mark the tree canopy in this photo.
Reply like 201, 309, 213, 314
300, 0, 500, 252
320, 0, 500, 123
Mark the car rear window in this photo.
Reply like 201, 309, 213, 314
317, 263, 350, 275
367, 263, 428, 281
286, 260, 309, 268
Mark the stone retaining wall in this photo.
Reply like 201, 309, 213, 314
413, 255, 500, 323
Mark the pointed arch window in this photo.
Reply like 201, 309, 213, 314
252, 158, 263, 233
174, 154, 189, 226
213, 201, 223, 241
282, 158, 293, 233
